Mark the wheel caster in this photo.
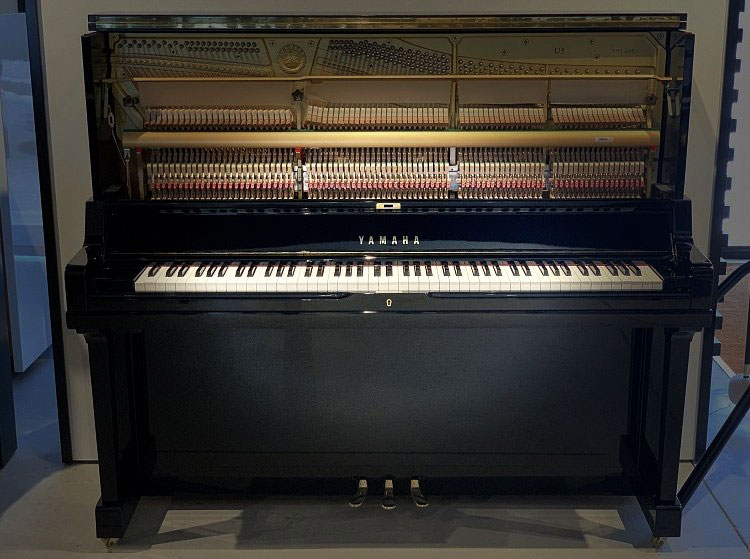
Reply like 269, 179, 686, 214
100, 538, 118, 552
650, 536, 665, 548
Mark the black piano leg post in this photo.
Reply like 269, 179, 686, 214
626, 328, 695, 541
85, 332, 140, 540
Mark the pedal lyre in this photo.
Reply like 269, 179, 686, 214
382, 478, 396, 510
349, 478, 368, 508
410, 478, 429, 508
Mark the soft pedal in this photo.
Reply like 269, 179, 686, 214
349, 478, 368, 508
410, 478, 429, 508
382, 478, 396, 510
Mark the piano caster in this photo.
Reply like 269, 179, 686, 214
410, 478, 429, 508
382, 478, 397, 510
349, 478, 368, 508
650, 536, 666, 549
99, 538, 117, 552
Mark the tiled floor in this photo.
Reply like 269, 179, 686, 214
0, 356, 748, 558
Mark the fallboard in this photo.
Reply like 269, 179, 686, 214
92, 199, 677, 258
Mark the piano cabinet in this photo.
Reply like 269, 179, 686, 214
76, 312, 706, 539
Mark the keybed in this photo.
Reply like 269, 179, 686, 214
134, 259, 663, 293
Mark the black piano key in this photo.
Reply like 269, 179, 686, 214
520, 261, 531, 276
509, 261, 519, 276
605, 261, 618, 276
207, 262, 219, 278
441, 261, 450, 276
287, 262, 296, 277
218, 263, 229, 277
469, 261, 479, 276
616, 261, 630, 276
178, 263, 190, 277
345, 262, 353, 277
425, 262, 433, 277
560, 261, 572, 276
481, 262, 491, 276
374, 263, 381, 277
386, 262, 393, 277
586, 261, 601, 276
236, 262, 247, 277
402, 262, 410, 277
264, 262, 275, 277
357, 262, 363, 277
413, 261, 421, 277
304, 263, 313, 277
248, 263, 258, 277
537, 261, 548, 276
334, 262, 342, 277
627, 261, 642, 276
166, 263, 179, 278
316, 263, 325, 277
453, 261, 462, 276
276, 262, 286, 277
148, 263, 161, 277
575, 261, 588, 276
492, 261, 502, 276
547, 261, 560, 276
196, 263, 207, 277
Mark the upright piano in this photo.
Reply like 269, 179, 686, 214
66, 14, 713, 541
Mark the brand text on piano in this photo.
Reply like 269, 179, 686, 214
359, 236, 421, 245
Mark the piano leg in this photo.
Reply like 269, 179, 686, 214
85, 332, 142, 539
621, 327, 697, 540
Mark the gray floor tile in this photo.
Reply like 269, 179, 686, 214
704, 362, 750, 549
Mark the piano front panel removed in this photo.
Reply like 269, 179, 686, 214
69, 15, 711, 541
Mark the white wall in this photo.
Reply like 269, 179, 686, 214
727, 10, 750, 247
38, 0, 728, 460
0, 0, 17, 14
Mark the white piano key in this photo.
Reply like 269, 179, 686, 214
134, 259, 664, 295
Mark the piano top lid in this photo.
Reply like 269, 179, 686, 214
88, 14, 687, 33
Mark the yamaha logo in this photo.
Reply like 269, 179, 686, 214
359, 235, 420, 246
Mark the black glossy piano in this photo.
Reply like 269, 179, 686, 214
67, 14, 713, 542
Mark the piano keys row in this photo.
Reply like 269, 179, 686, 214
134, 259, 663, 293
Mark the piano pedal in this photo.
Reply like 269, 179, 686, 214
348, 478, 368, 508
382, 477, 397, 510
410, 478, 429, 508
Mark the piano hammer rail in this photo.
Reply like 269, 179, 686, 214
122, 130, 661, 149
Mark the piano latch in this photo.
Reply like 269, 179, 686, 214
666, 85, 680, 118
376, 202, 401, 211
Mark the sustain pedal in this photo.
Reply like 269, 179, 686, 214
349, 478, 368, 508
410, 478, 429, 508
382, 478, 396, 510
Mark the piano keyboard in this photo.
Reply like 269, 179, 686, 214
134, 260, 663, 293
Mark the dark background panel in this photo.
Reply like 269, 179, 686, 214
144, 317, 631, 460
